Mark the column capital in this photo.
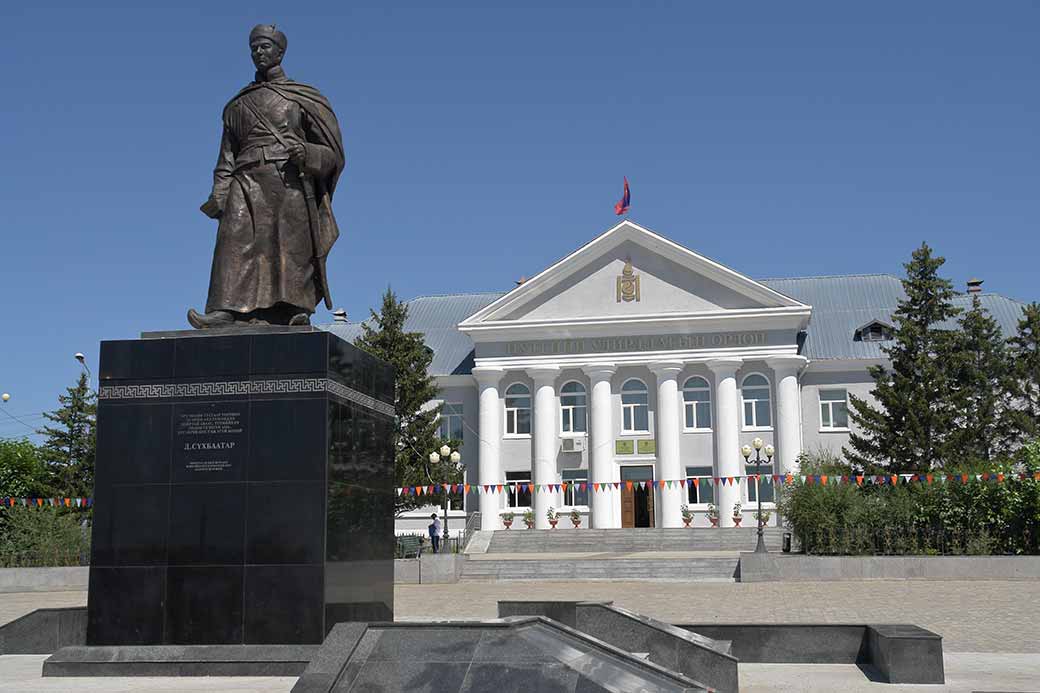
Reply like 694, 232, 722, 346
648, 360, 684, 379
765, 355, 808, 375
581, 364, 616, 381
706, 357, 743, 376
472, 367, 503, 388
527, 365, 560, 386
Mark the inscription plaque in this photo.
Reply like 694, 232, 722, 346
173, 402, 247, 481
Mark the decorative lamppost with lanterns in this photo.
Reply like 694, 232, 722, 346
428, 444, 461, 549
741, 437, 775, 554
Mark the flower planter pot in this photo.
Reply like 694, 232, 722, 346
571, 520, 581, 528
524, 521, 534, 529
682, 517, 692, 527
732, 517, 742, 528
502, 520, 513, 530
549, 520, 558, 529
709, 517, 719, 527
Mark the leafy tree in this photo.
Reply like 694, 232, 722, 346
37, 373, 96, 497
845, 243, 962, 473
1010, 302, 1040, 437
355, 288, 462, 513
949, 294, 1019, 460
0, 438, 50, 497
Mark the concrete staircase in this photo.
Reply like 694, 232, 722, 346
484, 527, 783, 554
458, 527, 784, 582
461, 554, 742, 582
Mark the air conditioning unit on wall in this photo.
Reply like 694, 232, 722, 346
561, 437, 586, 453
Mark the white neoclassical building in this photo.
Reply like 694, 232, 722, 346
324, 220, 1027, 533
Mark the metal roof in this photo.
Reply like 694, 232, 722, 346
321, 278, 1027, 375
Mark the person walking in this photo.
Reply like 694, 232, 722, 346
428, 513, 442, 554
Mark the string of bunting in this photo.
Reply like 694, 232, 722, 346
2, 497, 93, 508
396, 471, 1040, 496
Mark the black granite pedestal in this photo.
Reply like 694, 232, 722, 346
86, 327, 395, 646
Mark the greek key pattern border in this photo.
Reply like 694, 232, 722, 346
99, 378, 395, 417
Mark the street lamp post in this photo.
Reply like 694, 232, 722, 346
741, 437, 775, 554
428, 444, 461, 551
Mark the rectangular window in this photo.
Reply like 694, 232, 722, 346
506, 471, 531, 508
819, 389, 849, 430
506, 408, 531, 435
438, 402, 464, 441
745, 463, 774, 503
622, 403, 650, 433
685, 465, 715, 505
562, 469, 588, 506
683, 392, 711, 430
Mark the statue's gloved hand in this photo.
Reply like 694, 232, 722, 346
200, 197, 223, 220
286, 137, 307, 168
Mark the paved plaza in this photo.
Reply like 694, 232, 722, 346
2, 580, 1040, 691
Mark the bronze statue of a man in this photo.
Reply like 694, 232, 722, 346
189, 25, 344, 328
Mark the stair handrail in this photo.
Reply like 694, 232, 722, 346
461, 511, 482, 552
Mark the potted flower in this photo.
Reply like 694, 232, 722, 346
681, 504, 694, 527
570, 507, 582, 528
523, 509, 535, 529
707, 503, 719, 528
755, 509, 771, 528
546, 507, 559, 529
501, 511, 515, 529
732, 502, 743, 527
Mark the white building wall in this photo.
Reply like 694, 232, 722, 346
799, 367, 879, 459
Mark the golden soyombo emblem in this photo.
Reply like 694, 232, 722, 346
616, 259, 641, 303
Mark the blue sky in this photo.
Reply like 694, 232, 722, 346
1, 1, 1038, 439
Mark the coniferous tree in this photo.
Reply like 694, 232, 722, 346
355, 288, 461, 513
1010, 302, 1040, 438
950, 294, 1018, 461
37, 373, 96, 497
845, 243, 961, 472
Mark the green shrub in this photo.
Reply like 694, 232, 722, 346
778, 444, 1040, 555
0, 506, 90, 567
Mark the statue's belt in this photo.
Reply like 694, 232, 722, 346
234, 143, 293, 171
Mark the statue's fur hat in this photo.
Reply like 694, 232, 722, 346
249, 24, 287, 51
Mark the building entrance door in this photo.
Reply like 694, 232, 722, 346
620, 465, 655, 528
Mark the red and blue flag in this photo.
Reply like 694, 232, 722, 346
614, 177, 631, 215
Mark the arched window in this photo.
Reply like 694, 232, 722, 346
504, 383, 531, 435
682, 376, 712, 431
741, 373, 772, 429
621, 378, 649, 433
560, 381, 587, 434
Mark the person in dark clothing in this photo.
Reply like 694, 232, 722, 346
428, 513, 442, 554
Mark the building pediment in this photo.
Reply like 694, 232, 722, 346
459, 221, 811, 342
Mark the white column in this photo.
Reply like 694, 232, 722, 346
583, 364, 617, 528
650, 361, 684, 528
473, 368, 503, 531
529, 366, 560, 529
766, 356, 807, 475
707, 358, 743, 528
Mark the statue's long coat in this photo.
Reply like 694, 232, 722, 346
204, 67, 344, 315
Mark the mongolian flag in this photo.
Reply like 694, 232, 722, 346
614, 177, 631, 215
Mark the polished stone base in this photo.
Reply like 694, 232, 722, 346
43, 644, 318, 677
87, 330, 395, 646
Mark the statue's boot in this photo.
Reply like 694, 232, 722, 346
288, 313, 311, 326
187, 309, 235, 329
